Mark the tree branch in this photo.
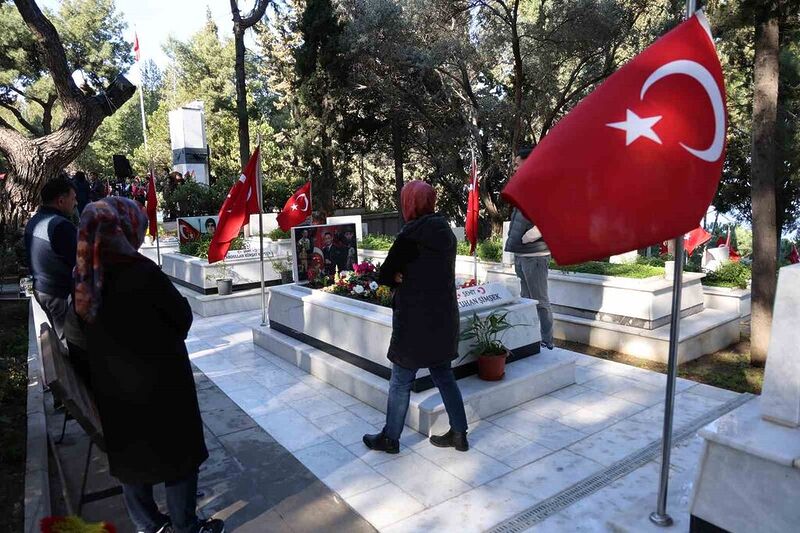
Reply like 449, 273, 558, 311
0, 101, 41, 136
241, 0, 270, 28
8, 85, 46, 107
12, 0, 81, 106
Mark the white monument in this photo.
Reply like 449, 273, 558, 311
168, 101, 209, 185
609, 249, 639, 263
690, 263, 800, 532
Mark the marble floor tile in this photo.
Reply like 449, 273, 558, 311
373, 452, 472, 508
613, 386, 665, 407
253, 408, 331, 452
224, 385, 286, 417
312, 410, 381, 447
383, 482, 532, 533
249, 366, 299, 389
576, 366, 606, 384
293, 440, 388, 498
547, 384, 590, 400
573, 354, 602, 367
488, 449, 605, 502
583, 374, 643, 395
266, 381, 320, 403
344, 482, 425, 529
347, 402, 386, 426
519, 395, 583, 420
556, 407, 623, 435
567, 390, 645, 419
491, 408, 587, 450
567, 419, 662, 466
683, 383, 740, 402
346, 441, 414, 467
292, 394, 347, 420
210, 371, 260, 394
413, 443, 512, 487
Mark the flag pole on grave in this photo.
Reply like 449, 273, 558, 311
649, 0, 695, 526
257, 134, 267, 327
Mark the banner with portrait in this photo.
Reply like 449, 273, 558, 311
177, 215, 219, 244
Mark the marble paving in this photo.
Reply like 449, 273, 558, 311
188, 310, 743, 532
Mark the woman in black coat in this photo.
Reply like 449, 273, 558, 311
75, 197, 222, 533
363, 181, 469, 454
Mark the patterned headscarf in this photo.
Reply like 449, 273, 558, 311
401, 181, 436, 222
75, 197, 148, 323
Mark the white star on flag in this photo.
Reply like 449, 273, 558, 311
290, 204, 298, 211
606, 109, 663, 146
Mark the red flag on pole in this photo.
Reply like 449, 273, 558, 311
501, 12, 726, 265
208, 148, 261, 263
133, 32, 140, 62
277, 182, 312, 231
684, 226, 712, 255
465, 150, 479, 255
789, 245, 800, 265
146, 171, 158, 239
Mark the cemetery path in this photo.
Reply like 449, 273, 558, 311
45, 308, 748, 532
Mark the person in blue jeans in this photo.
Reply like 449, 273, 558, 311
363, 181, 469, 453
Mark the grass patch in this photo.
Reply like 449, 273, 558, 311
557, 337, 762, 395
549, 260, 664, 279
0, 300, 29, 530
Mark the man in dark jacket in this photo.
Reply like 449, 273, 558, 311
24, 176, 78, 342
504, 146, 554, 349
363, 181, 469, 454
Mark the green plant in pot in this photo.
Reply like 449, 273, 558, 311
272, 253, 294, 284
206, 261, 235, 295
459, 310, 516, 381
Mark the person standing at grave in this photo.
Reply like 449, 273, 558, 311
74, 197, 224, 533
504, 145, 554, 349
363, 180, 469, 453
24, 176, 78, 342
71, 170, 90, 214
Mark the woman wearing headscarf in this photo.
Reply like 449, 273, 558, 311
363, 181, 469, 454
74, 197, 223, 533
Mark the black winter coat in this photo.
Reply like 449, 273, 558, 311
378, 214, 459, 370
86, 257, 207, 485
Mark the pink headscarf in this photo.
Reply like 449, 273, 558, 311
74, 197, 148, 323
401, 181, 436, 222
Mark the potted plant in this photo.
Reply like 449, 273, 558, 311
459, 310, 517, 381
273, 253, 294, 284
206, 262, 235, 295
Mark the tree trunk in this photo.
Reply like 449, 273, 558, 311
314, 129, 335, 218
392, 118, 404, 216
749, 2, 780, 367
509, 4, 524, 165
233, 27, 251, 168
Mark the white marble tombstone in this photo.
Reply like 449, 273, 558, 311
690, 263, 800, 533
609, 250, 639, 264
168, 101, 209, 185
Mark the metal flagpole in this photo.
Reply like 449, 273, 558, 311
471, 148, 478, 283
650, 1, 695, 526
150, 162, 162, 267
257, 135, 267, 327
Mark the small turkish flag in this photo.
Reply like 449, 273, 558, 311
465, 151, 479, 255
277, 182, 312, 231
133, 32, 140, 62
502, 11, 726, 265
178, 219, 200, 244
146, 171, 158, 239
208, 148, 261, 263
684, 226, 712, 255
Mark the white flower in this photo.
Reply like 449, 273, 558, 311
353, 285, 365, 294
369, 281, 379, 290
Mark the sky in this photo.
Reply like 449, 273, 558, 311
39, 0, 261, 84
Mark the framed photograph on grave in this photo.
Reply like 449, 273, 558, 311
177, 215, 220, 244
292, 223, 359, 285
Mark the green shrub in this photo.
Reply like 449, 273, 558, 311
360, 234, 395, 251
703, 261, 751, 289
456, 239, 471, 256
179, 234, 247, 259
550, 260, 664, 279
477, 236, 503, 262
267, 228, 291, 241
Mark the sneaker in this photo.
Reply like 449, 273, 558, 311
197, 518, 225, 533
543, 342, 554, 350
429, 429, 469, 452
362, 431, 400, 454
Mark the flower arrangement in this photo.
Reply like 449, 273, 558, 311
320, 260, 393, 307
459, 278, 478, 289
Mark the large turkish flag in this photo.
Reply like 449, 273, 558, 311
208, 148, 261, 263
502, 11, 726, 265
